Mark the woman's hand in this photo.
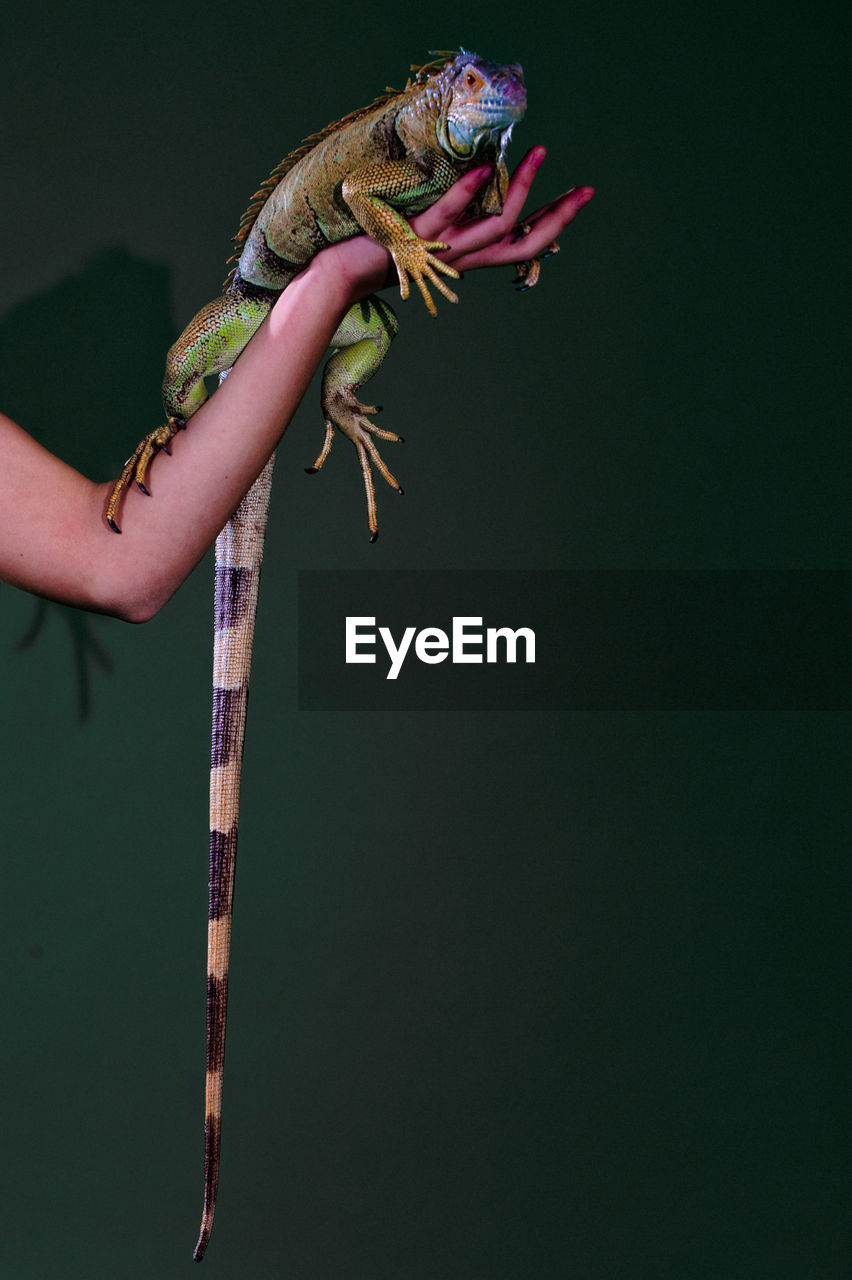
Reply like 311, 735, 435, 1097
316, 146, 594, 306
0, 149, 592, 621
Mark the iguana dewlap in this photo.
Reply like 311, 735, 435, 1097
106, 52, 529, 1263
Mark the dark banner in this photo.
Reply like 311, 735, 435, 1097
298, 571, 851, 711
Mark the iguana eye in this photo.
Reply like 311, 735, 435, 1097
466, 72, 477, 86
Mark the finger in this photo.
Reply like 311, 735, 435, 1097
508, 189, 578, 236
452, 187, 594, 273
497, 145, 548, 228
438, 146, 547, 259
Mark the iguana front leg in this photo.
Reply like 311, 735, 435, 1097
342, 158, 462, 316
510, 219, 560, 291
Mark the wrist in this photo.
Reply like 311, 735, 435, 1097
301, 250, 357, 314
307, 234, 394, 309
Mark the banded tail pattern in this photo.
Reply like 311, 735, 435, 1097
194, 451, 276, 1263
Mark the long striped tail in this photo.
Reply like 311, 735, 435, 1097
193, 451, 276, 1263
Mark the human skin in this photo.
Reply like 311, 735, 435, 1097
0, 149, 593, 622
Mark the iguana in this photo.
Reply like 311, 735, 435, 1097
106, 51, 529, 1262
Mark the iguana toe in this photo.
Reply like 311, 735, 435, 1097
309, 391, 404, 540
511, 236, 560, 291
105, 417, 184, 532
512, 258, 542, 290
392, 238, 460, 316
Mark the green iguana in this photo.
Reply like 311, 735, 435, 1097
106, 51, 531, 1262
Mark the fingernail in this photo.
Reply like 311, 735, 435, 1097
578, 187, 595, 206
531, 146, 546, 169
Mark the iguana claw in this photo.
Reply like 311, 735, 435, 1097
307, 391, 403, 541
513, 258, 542, 290
105, 416, 184, 532
511, 222, 560, 290
512, 244, 560, 290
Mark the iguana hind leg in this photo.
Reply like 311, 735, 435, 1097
306, 295, 401, 542
106, 290, 273, 531
105, 417, 186, 531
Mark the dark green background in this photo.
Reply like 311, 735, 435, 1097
2, 1, 849, 1275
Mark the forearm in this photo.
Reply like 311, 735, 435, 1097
0, 156, 591, 622
0, 258, 355, 622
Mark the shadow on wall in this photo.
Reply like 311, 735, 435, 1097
0, 246, 176, 719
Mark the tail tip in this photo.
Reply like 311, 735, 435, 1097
193, 1221, 212, 1263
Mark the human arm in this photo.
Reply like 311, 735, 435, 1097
0, 150, 593, 621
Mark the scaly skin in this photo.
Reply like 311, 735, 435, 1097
104, 53, 531, 1263
106, 52, 526, 536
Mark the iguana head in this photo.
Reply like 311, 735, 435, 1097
436, 53, 526, 158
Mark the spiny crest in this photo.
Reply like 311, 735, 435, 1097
222, 53, 460, 289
